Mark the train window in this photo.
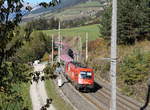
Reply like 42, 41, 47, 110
79, 71, 92, 79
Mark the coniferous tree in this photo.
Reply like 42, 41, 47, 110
100, 0, 150, 44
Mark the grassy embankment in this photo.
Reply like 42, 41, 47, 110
45, 79, 73, 110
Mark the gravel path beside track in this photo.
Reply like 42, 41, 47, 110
30, 64, 56, 110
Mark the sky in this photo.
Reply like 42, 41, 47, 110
24, 0, 52, 5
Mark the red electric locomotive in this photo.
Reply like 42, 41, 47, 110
65, 61, 94, 91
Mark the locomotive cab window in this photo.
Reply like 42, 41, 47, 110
79, 71, 92, 79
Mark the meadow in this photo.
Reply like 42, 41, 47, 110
42, 24, 100, 43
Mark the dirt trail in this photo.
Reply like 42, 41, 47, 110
30, 64, 56, 110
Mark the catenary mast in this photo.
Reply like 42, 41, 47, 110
110, 0, 117, 110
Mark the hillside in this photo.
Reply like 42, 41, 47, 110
43, 1, 103, 21
22, 0, 106, 22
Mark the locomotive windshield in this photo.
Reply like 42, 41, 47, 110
79, 71, 92, 79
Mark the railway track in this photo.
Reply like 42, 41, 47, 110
54, 66, 98, 110
57, 66, 149, 110
80, 78, 150, 110
57, 65, 150, 110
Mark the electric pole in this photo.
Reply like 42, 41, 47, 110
58, 21, 60, 63
110, 0, 117, 110
52, 35, 54, 65
60, 33, 62, 52
76, 36, 80, 62
86, 32, 88, 62
79, 36, 82, 61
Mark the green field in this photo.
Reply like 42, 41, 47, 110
74, 1, 102, 8
42, 24, 100, 43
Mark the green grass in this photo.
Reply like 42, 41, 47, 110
45, 79, 73, 110
0, 82, 31, 110
74, 1, 102, 8
42, 24, 100, 43
21, 83, 32, 110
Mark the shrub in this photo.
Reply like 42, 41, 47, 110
119, 48, 150, 85
43, 63, 57, 79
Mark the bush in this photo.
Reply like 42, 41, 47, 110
43, 63, 57, 79
119, 48, 150, 85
